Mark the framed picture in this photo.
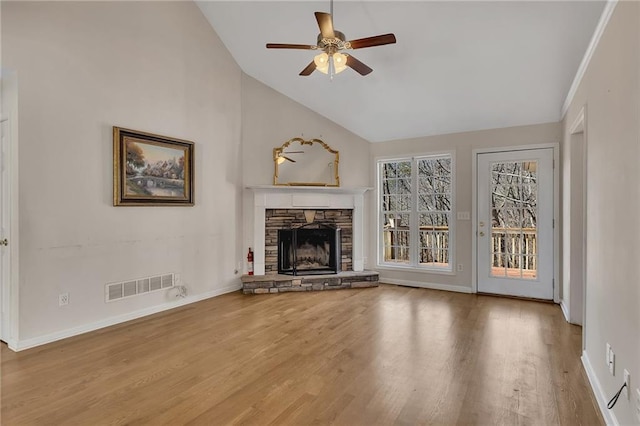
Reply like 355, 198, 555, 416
113, 127, 194, 206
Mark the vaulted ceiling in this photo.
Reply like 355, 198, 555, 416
197, 1, 605, 142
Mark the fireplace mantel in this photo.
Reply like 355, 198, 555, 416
246, 185, 372, 194
246, 186, 372, 275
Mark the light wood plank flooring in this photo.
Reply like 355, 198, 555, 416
1, 284, 603, 425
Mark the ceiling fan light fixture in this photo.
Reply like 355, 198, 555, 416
314, 52, 347, 75
276, 155, 286, 164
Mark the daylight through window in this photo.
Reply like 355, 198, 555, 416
379, 154, 453, 271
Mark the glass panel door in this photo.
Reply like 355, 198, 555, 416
477, 149, 554, 299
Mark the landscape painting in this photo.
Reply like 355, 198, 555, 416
113, 127, 194, 206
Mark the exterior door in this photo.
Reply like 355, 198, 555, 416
477, 148, 554, 299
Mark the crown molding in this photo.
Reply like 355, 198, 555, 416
561, 0, 619, 118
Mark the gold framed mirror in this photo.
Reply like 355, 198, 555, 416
273, 138, 340, 186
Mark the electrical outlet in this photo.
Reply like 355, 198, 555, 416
623, 370, 630, 399
59, 292, 69, 306
457, 264, 463, 272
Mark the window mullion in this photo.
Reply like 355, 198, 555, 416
378, 165, 384, 266
410, 158, 419, 267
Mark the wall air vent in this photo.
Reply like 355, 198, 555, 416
105, 273, 175, 302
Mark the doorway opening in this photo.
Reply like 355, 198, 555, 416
1, 70, 19, 347
566, 108, 587, 333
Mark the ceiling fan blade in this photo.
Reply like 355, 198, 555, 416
299, 61, 316, 76
315, 12, 335, 39
266, 43, 317, 50
348, 33, 397, 50
283, 156, 296, 163
346, 55, 373, 76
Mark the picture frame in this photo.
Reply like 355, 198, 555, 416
113, 127, 194, 206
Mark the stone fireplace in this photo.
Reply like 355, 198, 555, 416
265, 209, 352, 275
247, 186, 369, 275
242, 186, 378, 294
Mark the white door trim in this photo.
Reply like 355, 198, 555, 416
1, 70, 20, 349
472, 143, 560, 303
569, 105, 588, 349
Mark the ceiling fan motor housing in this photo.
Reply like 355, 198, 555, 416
317, 31, 350, 52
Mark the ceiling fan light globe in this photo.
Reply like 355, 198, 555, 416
333, 52, 348, 74
276, 156, 286, 164
314, 52, 330, 74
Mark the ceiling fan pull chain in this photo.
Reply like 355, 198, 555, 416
329, 55, 335, 81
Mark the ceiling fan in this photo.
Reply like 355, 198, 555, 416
266, 2, 396, 77
276, 150, 304, 164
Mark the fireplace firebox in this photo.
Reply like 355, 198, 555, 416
278, 224, 341, 275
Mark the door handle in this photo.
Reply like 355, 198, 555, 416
479, 231, 485, 237
0, 238, 7, 246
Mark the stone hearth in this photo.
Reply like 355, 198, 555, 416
241, 270, 379, 294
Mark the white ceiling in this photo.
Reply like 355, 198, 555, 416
197, 1, 605, 142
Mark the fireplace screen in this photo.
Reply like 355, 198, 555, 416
278, 225, 341, 275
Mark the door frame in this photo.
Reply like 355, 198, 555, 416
472, 143, 560, 302
568, 105, 588, 350
1, 70, 20, 349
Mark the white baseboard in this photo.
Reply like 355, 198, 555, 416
10, 283, 241, 352
380, 278, 472, 294
4, 337, 18, 350
582, 351, 619, 426
560, 299, 570, 322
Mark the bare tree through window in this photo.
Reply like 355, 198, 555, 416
380, 156, 452, 269
490, 161, 538, 278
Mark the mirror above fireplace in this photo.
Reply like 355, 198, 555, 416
273, 138, 340, 187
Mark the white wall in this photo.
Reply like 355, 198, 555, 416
370, 122, 561, 291
563, 2, 640, 424
2, 1, 243, 345
240, 74, 372, 269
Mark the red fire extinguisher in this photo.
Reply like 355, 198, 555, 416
247, 247, 254, 276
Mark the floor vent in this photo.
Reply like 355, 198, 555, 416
106, 273, 175, 302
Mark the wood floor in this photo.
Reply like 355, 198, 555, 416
1, 284, 603, 425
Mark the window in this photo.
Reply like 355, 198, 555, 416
378, 154, 454, 271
